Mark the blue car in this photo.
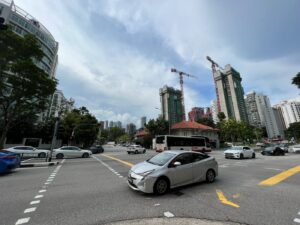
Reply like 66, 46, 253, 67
0, 150, 21, 173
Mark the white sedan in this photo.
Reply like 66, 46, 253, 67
292, 145, 300, 153
5, 146, 49, 158
224, 146, 255, 159
53, 146, 92, 159
127, 145, 146, 154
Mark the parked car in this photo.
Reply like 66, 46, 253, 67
291, 144, 300, 153
278, 143, 289, 153
127, 145, 146, 154
127, 150, 218, 194
89, 145, 104, 154
224, 146, 255, 159
53, 146, 92, 159
4, 146, 49, 158
261, 145, 285, 156
0, 150, 21, 173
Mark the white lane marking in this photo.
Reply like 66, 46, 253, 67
264, 167, 283, 171
61, 159, 66, 164
298, 212, 300, 215
45, 182, 50, 185
39, 190, 46, 193
92, 156, 124, 179
294, 218, 300, 223
118, 175, 123, 178
34, 195, 43, 199
21, 158, 34, 162
164, 211, 175, 218
15, 217, 30, 224
30, 200, 40, 205
154, 203, 160, 206
24, 207, 36, 213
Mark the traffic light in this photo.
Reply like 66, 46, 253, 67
0, 17, 8, 30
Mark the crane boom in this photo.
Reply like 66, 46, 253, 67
170, 68, 196, 121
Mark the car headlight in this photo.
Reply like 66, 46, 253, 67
137, 170, 155, 179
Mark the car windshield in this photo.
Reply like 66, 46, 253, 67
147, 152, 176, 166
230, 146, 243, 151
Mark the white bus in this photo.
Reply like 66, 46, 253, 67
155, 135, 211, 152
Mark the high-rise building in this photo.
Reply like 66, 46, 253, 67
109, 121, 113, 128
211, 100, 219, 124
126, 123, 136, 136
160, 85, 184, 127
273, 97, 300, 129
188, 107, 204, 121
213, 64, 248, 122
0, 0, 59, 78
245, 91, 280, 138
104, 121, 109, 130
47, 90, 73, 118
272, 107, 286, 138
140, 117, 147, 129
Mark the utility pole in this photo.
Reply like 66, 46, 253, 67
48, 117, 59, 162
170, 68, 197, 121
206, 56, 224, 112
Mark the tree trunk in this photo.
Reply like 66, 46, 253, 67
0, 122, 9, 149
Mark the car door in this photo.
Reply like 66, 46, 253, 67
167, 153, 194, 187
71, 147, 82, 157
191, 153, 208, 182
243, 147, 251, 158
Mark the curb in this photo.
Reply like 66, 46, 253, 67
20, 161, 60, 168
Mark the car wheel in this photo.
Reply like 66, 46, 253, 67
127, 152, 130, 154
56, 153, 64, 159
143, 150, 146, 154
82, 153, 89, 158
135, 150, 138, 154
240, 153, 244, 159
206, 169, 215, 183
38, 152, 46, 158
252, 153, 256, 158
154, 177, 169, 195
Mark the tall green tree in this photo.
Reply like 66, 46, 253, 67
285, 122, 300, 141
217, 112, 226, 122
292, 72, 300, 89
145, 118, 169, 136
0, 29, 57, 148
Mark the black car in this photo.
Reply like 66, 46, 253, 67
89, 145, 104, 154
261, 145, 285, 156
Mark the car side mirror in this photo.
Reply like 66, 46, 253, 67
173, 161, 181, 167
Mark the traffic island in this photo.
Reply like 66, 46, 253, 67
20, 161, 60, 168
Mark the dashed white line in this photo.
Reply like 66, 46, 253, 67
154, 203, 160, 206
298, 212, 300, 215
93, 156, 124, 179
39, 190, 46, 193
24, 207, 36, 213
34, 195, 43, 199
294, 218, 300, 223
164, 211, 175, 218
15, 217, 30, 225
30, 200, 40, 205
44, 182, 50, 185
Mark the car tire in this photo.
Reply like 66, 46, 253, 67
135, 150, 138, 154
127, 152, 130, 154
252, 153, 256, 158
143, 150, 146, 154
56, 153, 64, 159
38, 152, 46, 158
154, 177, 169, 195
82, 153, 89, 158
206, 169, 215, 183
240, 153, 244, 159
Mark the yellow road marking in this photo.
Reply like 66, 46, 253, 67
216, 190, 240, 208
102, 154, 133, 167
259, 165, 300, 186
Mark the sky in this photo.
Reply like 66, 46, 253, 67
14, 0, 300, 127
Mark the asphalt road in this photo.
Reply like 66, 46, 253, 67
1, 146, 300, 225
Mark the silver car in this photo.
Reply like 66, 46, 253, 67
127, 150, 218, 195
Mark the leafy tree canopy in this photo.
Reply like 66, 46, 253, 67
292, 72, 300, 89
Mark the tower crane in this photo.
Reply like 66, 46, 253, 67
170, 68, 197, 121
206, 56, 223, 112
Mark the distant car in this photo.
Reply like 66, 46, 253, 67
127, 150, 218, 194
53, 146, 92, 159
291, 144, 300, 153
5, 146, 49, 158
261, 145, 285, 156
0, 150, 20, 173
127, 145, 146, 154
224, 146, 255, 159
89, 145, 104, 154
278, 143, 289, 153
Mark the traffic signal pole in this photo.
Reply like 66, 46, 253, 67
48, 118, 59, 162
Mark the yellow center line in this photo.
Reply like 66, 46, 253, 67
259, 165, 300, 186
102, 154, 133, 168
216, 189, 240, 208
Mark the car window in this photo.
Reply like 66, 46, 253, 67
192, 153, 208, 162
72, 147, 80, 150
174, 153, 194, 165
25, 147, 34, 150
14, 147, 25, 150
243, 147, 250, 150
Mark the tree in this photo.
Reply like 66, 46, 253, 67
217, 112, 226, 122
117, 134, 132, 143
109, 127, 125, 142
196, 118, 215, 128
285, 122, 300, 141
292, 72, 300, 89
145, 118, 169, 136
0, 29, 57, 148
